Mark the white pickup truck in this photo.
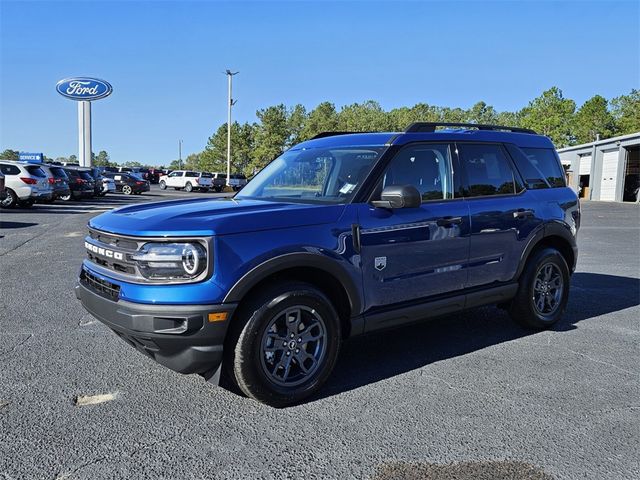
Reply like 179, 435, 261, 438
158, 170, 212, 192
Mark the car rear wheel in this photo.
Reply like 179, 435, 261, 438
226, 282, 341, 407
1, 189, 18, 208
159, 180, 167, 190
59, 193, 72, 201
509, 247, 570, 329
185, 182, 193, 192
122, 185, 133, 195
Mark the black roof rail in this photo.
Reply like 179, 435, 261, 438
310, 131, 367, 140
405, 122, 537, 135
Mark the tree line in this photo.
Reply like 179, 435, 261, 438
177, 87, 639, 176
2, 87, 637, 174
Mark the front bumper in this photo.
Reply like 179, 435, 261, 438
75, 280, 237, 376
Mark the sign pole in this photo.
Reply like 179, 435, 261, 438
78, 100, 92, 167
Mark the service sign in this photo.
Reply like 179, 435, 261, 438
19, 152, 43, 162
56, 77, 112, 101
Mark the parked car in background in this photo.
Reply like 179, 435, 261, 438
40, 164, 71, 203
229, 173, 248, 191
0, 170, 5, 201
0, 160, 52, 208
196, 172, 213, 192
101, 176, 116, 196
147, 168, 161, 184
63, 167, 95, 200
158, 170, 210, 192
104, 172, 150, 195
210, 172, 227, 192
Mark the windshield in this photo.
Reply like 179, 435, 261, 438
236, 146, 385, 204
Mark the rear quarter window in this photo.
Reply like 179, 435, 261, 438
50, 167, 68, 178
521, 147, 566, 188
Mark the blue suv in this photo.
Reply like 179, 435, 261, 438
76, 122, 580, 406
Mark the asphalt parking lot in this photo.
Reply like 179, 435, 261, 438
0, 190, 638, 480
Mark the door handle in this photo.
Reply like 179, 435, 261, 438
436, 216, 463, 227
513, 209, 534, 219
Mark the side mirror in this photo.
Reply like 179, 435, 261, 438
371, 185, 422, 209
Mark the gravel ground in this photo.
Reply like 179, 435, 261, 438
0, 190, 638, 480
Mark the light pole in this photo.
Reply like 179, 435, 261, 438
178, 139, 183, 169
225, 70, 238, 187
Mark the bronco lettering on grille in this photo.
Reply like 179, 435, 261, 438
85, 241, 124, 261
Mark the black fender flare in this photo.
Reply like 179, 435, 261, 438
222, 252, 363, 315
514, 221, 578, 279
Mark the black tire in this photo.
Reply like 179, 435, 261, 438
1, 189, 18, 208
509, 247, 570, 329
185, 182, 193, 193
59, 193, 72, 201
159, 180, 167, 190
200, 188, 209, 193
122, 185, 133, 195
174, 187, 180, 191
226, 282, 342, 407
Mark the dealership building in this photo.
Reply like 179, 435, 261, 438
557, 132, 640, 202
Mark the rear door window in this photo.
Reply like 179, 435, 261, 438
186, 171, 199, 177
458, 143, 522, 197
0, 164, 20, 175
521, 148, 566, 187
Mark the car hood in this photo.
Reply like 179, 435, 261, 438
89, 197, 346, 237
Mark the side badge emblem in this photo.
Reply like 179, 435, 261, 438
374, 256, 387, 271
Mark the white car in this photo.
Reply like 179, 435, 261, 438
0, 161, 53, 208
159, 170, 212, 192
229, 173, 248, 191
101, 176, 116, 196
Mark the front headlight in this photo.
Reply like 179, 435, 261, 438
131, 242, 207, 280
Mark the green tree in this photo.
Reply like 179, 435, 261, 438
93, 150, 111, 167
0, 149, 19, 160
249, 104, 289, 173
287, 104, 307, 145
200, 121, 255, 174
184, 152, 201, 170
300, 102, 339, 139
122, 161, 142, 167
611, 89, 640, 135
467, 101, 498, 124
338, 100, 390, 131
519, 87, 576, 147
69, 154, 77, 163
573, 95, 616, 144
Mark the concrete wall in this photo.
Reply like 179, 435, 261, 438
557, 132, 640, 201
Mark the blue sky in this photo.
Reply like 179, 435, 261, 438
1, 0, 638, 165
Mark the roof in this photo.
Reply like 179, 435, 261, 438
291, 129, 555, 151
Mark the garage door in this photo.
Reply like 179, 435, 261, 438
579, 155, 592, 175
600, 150, 620, 201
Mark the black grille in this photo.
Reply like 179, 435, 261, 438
80, 269, 120, 300
88, 229, 138, 250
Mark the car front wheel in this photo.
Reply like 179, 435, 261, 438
509, 247, 570, 329
226, 282, 342, 407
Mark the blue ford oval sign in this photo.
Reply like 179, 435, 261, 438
56, 77, 112, 101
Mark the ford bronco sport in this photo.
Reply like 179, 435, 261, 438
76, 122, 579, 407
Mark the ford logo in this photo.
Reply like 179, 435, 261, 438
56, 77, 113, 101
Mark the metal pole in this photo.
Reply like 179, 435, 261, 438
179, 139, 182, 169
225, 70, 238, 187
78, 101, 92, 167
